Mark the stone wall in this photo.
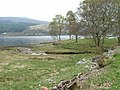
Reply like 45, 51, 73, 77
51, 46, 120, 90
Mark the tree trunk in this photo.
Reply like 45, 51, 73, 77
69, 29, 72, 40
75, 35, 78, 42
95, 33, 101, 47
58, 34, 61, 41
69, 34, 72, 40
92, 35, 97, 46
58, 29, 61, 41
97, 37, 100, 47
117, 36, 120, 45
101, 37, 104, 45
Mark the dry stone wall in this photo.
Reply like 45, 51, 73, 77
51, 46, 120, 90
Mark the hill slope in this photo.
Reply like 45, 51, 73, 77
0, 17, 49, 35
0, 17, 49, 24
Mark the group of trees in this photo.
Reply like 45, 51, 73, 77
49, 15, 65, 41
78, 0, 120, 47
49, 0, 120, 47
49, 11, 80, 42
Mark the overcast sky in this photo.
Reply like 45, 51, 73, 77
0, 0, 83, 21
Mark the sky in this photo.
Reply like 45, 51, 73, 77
0, 0, 83, 21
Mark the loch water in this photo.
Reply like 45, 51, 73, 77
0, 36, 69, 47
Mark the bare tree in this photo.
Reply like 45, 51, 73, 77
77, 0, 115, 47
71, 21, 81, 42
66, 10, 77, 39
49, 15, 65, 41
52, 15, 65, 41
49, 22, 59, 41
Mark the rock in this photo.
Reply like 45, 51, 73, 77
47, 78, 54, 83
116, 46, 120, 50
41, 86, 48, 90
53, 42, 61, 45
85, 65, 89, 68
42, 53, 47, 55
76, 61, 85, 64
17, 47, 32, 54
91, 56, 100, 62
17, 47, 47, 56
31, 53, 41, 55
103, 49, 117, 60
52, 86, 57, 90
31, 51, 47, 56
76, 58, 86, 64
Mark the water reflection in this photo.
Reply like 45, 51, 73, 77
0, 36, 69, 47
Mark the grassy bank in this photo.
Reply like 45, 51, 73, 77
0, 38, 119, 90
0, 49, 93, 90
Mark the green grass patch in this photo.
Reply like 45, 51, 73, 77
0, 51, 93, 90
0, 38, 119, 90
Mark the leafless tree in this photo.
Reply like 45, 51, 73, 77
77, 0, 116, 47
52, 15, 65, 41
66, 10, 77, 39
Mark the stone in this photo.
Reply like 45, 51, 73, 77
91, 55, 100, 62
53, 42, 61, 45
76, 58, 86, 64
42, 53, 47, 55
41, 86, 48, 90
52, 86, 57, 90
115, 46, 120, 53
31, 53, 41, 55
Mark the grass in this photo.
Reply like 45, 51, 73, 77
0, 47, 94, 90
32, 39, 98, 54
32, 38, 118, 54
0, 38, 119, 90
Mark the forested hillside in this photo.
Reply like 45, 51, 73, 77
0, 17, 49, 35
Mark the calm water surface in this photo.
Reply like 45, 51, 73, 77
0, 36, 69, 47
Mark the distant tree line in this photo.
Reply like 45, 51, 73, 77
49, 0, 120, 47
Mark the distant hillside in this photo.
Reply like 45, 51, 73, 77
0, 17, 49, 35
0, 17, 49, 24
22, 24, 50, 36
